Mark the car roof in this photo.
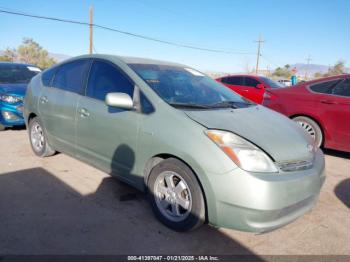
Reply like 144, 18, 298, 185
61, 54, 186, 67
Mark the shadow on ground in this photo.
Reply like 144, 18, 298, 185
5, 125, 26, 131
334, 178, 350, 209
0, 167, 258, 256
324, 148, 350, 160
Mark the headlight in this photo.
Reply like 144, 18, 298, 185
205, 130, 278, 173
0, 94, 22, 103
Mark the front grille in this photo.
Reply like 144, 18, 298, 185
277, 160, 313, 172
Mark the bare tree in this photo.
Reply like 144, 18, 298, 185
0, 48, 17, 62
16, 38, 56, 68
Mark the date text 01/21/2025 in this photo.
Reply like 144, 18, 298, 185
127, 255, 219, 261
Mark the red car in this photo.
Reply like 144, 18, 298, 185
263, 74, 350, 152
216, 74, 284, 104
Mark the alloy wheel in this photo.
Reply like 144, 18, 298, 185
154, 171, 192, 222
296, 120, 316, 140
30, 122, 45, 152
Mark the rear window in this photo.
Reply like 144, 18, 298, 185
309, 79, 342, 94
0, 64, 41, 84
332, 79, 350, 97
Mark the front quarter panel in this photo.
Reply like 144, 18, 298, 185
137, 107, 238, 176
135, 106, 239, 223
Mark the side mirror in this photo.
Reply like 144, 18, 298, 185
105, 92, 133, 110
256, 83, 265, 89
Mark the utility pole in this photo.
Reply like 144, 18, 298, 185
89, 5, 93, 54
305, 55, 312, 80
255, 35, 264, 75
266, 65, 270, 77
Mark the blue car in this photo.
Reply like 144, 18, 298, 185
0, 62, 41, 131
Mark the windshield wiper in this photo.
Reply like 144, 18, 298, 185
169, 101, 254, 110
169, 102, 211, 109
210, 100, 254, 109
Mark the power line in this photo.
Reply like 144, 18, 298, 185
260, 54, 283, 69
0, 8, 255, 55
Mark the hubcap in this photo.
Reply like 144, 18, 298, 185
30, 122, 45, 152
296, 120, 316, 140
154, 171, 192, 222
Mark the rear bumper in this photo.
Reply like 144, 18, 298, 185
0, 102, 25, 127
207, 149, 326, 232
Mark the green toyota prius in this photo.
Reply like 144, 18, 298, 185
24, 54, 325, 232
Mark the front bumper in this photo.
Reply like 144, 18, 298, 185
207, 149, 326, 232
0, 101, 25, 127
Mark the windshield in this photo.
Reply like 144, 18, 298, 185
129, 64, 254, 109
0, 64, 41, 84
261, 77, 284, 88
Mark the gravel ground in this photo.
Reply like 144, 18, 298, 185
0, 129, 349, 255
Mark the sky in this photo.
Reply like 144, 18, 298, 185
0, 0, 349, 72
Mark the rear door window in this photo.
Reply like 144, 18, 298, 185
222, 76, 243, 85
52, 59, 91, 94
332, 79, 350, 97
309, 79, 341, 94
86, 60, 134, 101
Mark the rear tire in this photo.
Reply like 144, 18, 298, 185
147, 158, 205, 232
29, 117, 55, 157
293, 116, 323, 147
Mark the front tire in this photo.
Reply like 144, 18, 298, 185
293, 116, 323, 147
0, 124, 5, 131
148, 158, 205, 231
29, 117, 55, 157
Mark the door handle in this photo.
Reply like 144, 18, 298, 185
40, 96, 48, 104
79, 108, 90, 118
320, 100, 336, 105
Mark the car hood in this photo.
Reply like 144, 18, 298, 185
0, 83, 27, 97
184, 105, 314, 163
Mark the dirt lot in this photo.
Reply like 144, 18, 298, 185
0, 129, 349, 255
